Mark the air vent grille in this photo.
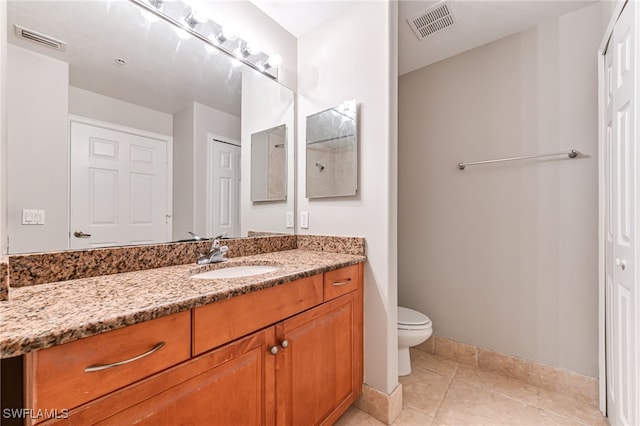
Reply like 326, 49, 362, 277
407, 2, 456, 40
14, 25, 66, 51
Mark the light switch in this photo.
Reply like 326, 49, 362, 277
21, 209, 45, 225
300, 211, 309, 229
286, 211, 294, 228
34, 210, 45, 224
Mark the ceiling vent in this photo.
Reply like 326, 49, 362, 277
407, 1, 456, 40
14, 25, 67, 51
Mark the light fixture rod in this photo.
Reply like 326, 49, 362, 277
129, 0, 278, 80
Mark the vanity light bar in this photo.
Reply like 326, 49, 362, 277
130, 0, 280, 80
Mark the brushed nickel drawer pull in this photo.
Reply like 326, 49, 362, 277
84, 341, 165, 372
332, 278, 352, 286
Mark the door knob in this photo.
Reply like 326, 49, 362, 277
616, 258, 627, 270
280, 340, 289, 349
73, 231, 92, 238
269, 346, 279, 355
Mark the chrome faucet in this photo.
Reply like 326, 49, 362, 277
188, 231, 204, 241
196, 233, 228, 265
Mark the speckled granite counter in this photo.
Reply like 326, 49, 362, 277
0, 249, 365, 358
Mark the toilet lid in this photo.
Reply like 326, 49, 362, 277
398, 307, 431, 326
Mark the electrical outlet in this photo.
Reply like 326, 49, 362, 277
286, 211, 294, 228
300, 211, 309, 229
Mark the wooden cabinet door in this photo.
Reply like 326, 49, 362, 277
103, 328, 276, 426
47, 328, 277, 426
275, 291, 363, 426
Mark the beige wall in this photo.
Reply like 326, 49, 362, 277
398, 3, 603, 377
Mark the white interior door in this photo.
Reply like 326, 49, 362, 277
70, 121, 169, 249
605, 2, 639, 424
208, 137, 241, 238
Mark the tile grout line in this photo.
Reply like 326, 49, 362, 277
430, 360, 460, 423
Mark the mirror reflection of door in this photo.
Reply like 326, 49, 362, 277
208, 136, 241, 238
69, 119, 170, 249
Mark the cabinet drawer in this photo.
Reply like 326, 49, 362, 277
26, 311, 191, 416
324, 264, 361, 301
193, 274, 323, 355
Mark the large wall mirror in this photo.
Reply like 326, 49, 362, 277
306, 100, 357, 199
6, 0, 295, 254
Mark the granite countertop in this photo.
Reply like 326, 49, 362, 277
0, 249, 365, 358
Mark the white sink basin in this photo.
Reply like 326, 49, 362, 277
191, 265, 279, 279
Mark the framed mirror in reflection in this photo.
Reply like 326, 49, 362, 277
251, 125, 287, 202
306, 100, 358, 199
6, 0, 295, 254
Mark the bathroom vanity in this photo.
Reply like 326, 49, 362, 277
0, 240, 365, 425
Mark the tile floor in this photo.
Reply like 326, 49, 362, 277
336, 349, 608, 426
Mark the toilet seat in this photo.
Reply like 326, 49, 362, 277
398, 307, 431, 330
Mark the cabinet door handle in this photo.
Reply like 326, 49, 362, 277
332, 278, 352, 286
84, 341, 165, 372
269, 346, 279, 355
280, 340, 289, 349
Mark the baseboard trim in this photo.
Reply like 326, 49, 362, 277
417, 336, 598, 406
354, 383, 403, 425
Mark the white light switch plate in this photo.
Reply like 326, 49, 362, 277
286, 211, 294, 228
300, 211, 309, 229
22, 209, 45, 225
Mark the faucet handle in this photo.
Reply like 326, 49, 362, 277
211, 233, 227, 249
188, 231, 203, 240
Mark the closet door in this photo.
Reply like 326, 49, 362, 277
606, 2, 639, 425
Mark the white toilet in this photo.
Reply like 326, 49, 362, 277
397, 306, 433, 376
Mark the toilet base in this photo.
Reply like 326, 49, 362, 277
398, 347, 412, 376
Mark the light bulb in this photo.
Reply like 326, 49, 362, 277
217, 27, 237, 44
238, 44, 260, 58
184, 8, 207, 28
244, 43, 261, 56
266, 53, 282, 68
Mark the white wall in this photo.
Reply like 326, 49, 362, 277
68, 87, 172, 136
7, 45, 69, 253
297, 1, 399, 395
241, 70, 295, 235
172, 102, 241, 240
172, 106, 195, 240
398, 4, 603, 377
